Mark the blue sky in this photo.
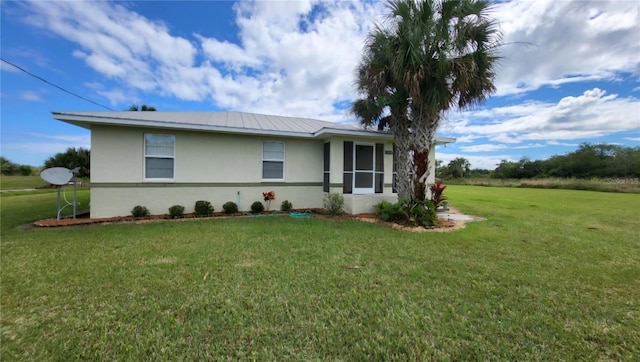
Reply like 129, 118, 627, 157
1, 0, 638, 169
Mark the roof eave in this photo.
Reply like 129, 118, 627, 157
312, 127, 393, 140
52, 112, 315, 138
51, 112, 457, 144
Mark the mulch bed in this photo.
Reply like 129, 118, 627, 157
33, 209, 468, 232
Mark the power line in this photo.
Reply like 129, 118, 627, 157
1, 58, 115, 111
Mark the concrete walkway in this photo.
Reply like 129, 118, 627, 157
436, 207, 483, 221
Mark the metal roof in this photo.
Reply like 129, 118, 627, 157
52, 111, 455, 144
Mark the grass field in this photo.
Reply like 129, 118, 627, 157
1, 187, 639, 360
446, 177, 640, 193
0, 175, 49, 190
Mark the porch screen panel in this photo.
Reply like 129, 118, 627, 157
392, 148, 398, 193
354, 144, 374, 189
375, 143, 384, 193
343, 141, 353, 194
323, 142, 330, 192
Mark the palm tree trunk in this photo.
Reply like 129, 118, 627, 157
391, 108, 413, 201
411, 106, 438, 201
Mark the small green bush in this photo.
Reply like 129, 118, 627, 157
374, 200, 406, 222
222, 201, 238, 214
131, 205, 150, 218
400, 199, 438, 227
251, 201, 264, 213
194, 200, 214, 216
280, 200, 293, 212
168, 205, 185, 219
323, 193, 344, 215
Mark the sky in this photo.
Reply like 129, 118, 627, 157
1, 0, 639, 169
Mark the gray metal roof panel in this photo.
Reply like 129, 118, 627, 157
51, 111, 455, 144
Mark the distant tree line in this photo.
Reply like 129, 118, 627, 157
438, 143, 640, 180
1, 157, 34, 176
43, 147, 91, 178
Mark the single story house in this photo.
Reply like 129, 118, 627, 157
52, 111, 455, 218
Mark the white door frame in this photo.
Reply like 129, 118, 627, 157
352, 142, 375, 194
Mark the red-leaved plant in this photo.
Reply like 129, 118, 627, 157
262, 191, 276, 201
429, 180, 447, 209
262, 191, 276, 210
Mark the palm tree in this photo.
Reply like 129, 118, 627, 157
353, 0, 501, 201
128, 104, 157, 111
352, 28, 413, 198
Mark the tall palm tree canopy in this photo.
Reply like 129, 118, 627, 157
128, 104, 157, 111
364, 0, 501, 114
352, 0, 501, 200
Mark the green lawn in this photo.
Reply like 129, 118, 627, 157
0, 175, 49, 190
1, 187, 639, 360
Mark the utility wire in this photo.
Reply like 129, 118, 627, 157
1, 57, 115, 111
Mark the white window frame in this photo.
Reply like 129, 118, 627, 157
352, 142, 375, 194
262, 141, 285, 181
143, 133, 175, 181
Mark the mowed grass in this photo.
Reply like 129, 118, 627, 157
0, 175, 49, 190
1, 187, 639, 360
447, 177, 640, 193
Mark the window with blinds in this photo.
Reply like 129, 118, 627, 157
263, 141, 285, 180
144, 134, 175, 179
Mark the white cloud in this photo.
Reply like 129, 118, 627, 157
28, 133, 91, 144
2, 142, 75, 154
18, 0, 383, 121
0, 61, 20, 73
494, 0, 639, 96
443, 88, 640, 145
20, 91, 42, 101
459, 144, 507, 152
623, 137, 640, 142
14, 0, 638, 128
0, 133, 91, 166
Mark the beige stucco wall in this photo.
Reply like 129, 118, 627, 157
91, 125, 322, 183
89, 126, 438, 217
90, 185, 324, 218
90, 126, 325, 217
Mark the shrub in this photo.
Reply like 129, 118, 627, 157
374, 200, 406, 222
194, 200, 214, 216
131, 205, 150, 218
323, 193, 344, 215
251, 201, 265, 213
168, 205, 185, 219
400, 199, 438, 227
280, 200, 293, 212
423, 200, 438, 227
222, 201, 238, 214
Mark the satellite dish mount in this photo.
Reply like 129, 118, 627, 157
40, 167, 81, 220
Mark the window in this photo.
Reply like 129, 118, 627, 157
263, 141, 284, 180
144, 133, 174, 179
323, 142, 330, 192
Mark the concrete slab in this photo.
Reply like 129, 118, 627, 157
436, 211, 477, 221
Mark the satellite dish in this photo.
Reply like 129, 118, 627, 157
41, 167, 74, 185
